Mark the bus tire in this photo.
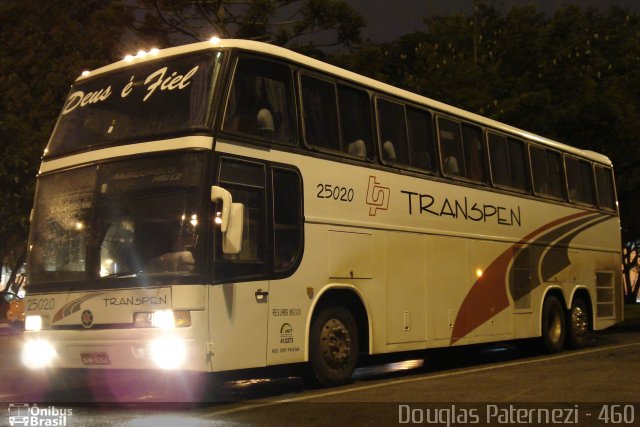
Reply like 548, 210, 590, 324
308, 305, 359, 387
567, 296, 590, 349
541, 295, 566, 354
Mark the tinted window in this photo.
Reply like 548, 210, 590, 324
48, 53, 220, 157
29, 153, 206, 286
301, 75, 373, 159
438, 117, 464, 178
377, 99, 409, 164
216, 159, 267, 279
488, 132, 527, 191
406, 107, 436, 172
224, 57, 296, 144
272, 169, 303, 273
530, 145, 564, 198
438, 117, 485, 182
595, 166, 616, 210
462, 124, 486, 182
301, 75, 339, 151
338, 86, 373, 159
565, 156, 595, 205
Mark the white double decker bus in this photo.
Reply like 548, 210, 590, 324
22, 39, 622, 387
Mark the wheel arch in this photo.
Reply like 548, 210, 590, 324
304, 284, 371, 361
569, 286, 594, 329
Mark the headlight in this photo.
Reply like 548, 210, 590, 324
149, 337, 186, 370
133, 310, 191, 329
22, 339, 56, 369
25, 315, 43, 331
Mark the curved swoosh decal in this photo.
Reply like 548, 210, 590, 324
52, 292, 106, 323
450, 210, 608, 345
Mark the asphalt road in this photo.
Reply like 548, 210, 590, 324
1, 326, 639, 426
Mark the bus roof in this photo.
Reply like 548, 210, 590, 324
78, 38, 612, 166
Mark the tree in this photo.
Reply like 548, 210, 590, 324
0, 0, 133, 292
135, 0, 365, 51
339, 3, 640, 258
622, 240, 640, 304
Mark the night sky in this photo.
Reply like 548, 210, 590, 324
350, 0, 640, 42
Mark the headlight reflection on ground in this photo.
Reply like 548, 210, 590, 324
353, 359, 424, 379
123, 415, 212, 427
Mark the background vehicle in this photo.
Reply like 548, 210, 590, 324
7, 298, 25, 332
1, 291, 20, 332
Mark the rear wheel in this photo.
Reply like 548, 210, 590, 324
567, 297, 591, 349
541, 295, 565, 354
308, 305, 359, 387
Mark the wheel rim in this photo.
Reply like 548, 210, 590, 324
319, 318, 352, 370
571, 306, 588, 337
547, 307, 563, 343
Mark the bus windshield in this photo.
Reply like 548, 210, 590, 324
46, 51, 222, 157
28, 152, 206, 287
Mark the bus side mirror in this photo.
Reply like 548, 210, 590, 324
223, 203, 244, 254
211, 186, 244, 254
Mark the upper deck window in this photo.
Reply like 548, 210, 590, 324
530, 145, 564, 199
300, 74, 373, 160
437, 117, 486, 183
487, 132, 528, 192
223, 57, 296, 145
565, 156, 595, 206
595, 165, 616, 210
376, 98, 437, 172
46, 52, 221, 158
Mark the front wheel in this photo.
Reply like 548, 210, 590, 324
567, 297, 591, 349
308, 305, 359, 387
541, 295, 566, 354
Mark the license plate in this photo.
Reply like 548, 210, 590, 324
81, 352, 111, 365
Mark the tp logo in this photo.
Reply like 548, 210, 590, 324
366, 176, 390, 216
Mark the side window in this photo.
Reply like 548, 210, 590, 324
301, 75, 373, 160
214, 159, 304, 282
437, 117, 485, 182
272, 168, 303, 273
301, 75, 340, 151
595, 165, 616, 210
438, 117, 464, 177
223, 57, 296, 144
488, 132, 527, 191
215, 159, 267, 281
565, 156, 595, 205
377, 99, 436, 172
530, 145, 564, 199
462, 123, 486, 182
377, 98, 409, 164
338, 85, 373, 159
406, 107, 436, 172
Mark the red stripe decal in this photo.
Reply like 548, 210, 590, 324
449, 210, 593, 345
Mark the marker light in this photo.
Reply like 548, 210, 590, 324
25, 315, 43, 331
81, 70, 90, 76
124, 54, 134, 62
209, 36, 221, 44
22, 339, 57, 369
476, 269, 483, 278
149, 48, 160, 55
